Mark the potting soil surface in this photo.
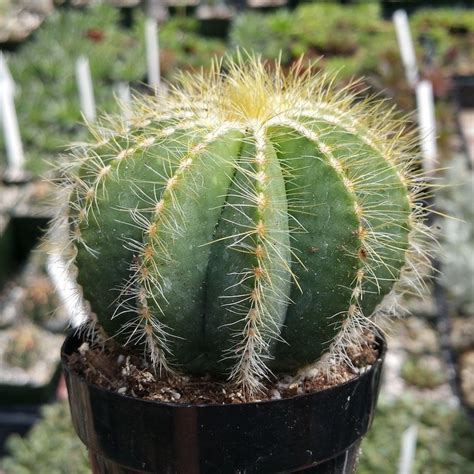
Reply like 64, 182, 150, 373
67, 335, 378, 404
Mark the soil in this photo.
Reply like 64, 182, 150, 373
66, 335, 379, 405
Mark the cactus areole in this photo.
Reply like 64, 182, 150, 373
56, 57, 428, 396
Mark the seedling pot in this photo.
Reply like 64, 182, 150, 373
197, 6, 234, 39
62, 333, 386, 473
0, 214, 49, 292
381, 1, 473, 19
0, 368, 61, 454
453, 75, 474, 109
0, 351, 61, 454
119, 7, 135, 29
0, 405, 42, 456
246, 0, 288, 14
0, 364, 61, 405
166, 0, 198, 17
198, 17, 232, 39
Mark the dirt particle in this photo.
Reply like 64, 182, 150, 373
67, 337, 379, 405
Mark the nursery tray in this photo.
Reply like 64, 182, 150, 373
0, 180, 54, 290
0, 365, 61, 405
0, 404, 43, 456
453, 75, 474, 109
0, 327, 63, 404
0, 215, 15, 291
381, 1, 473, 19
197, 6, 234, 39
166, 0, 198, 16
246, 0, 287, 6
0, 212, 49, 294
246, 0, 287, 13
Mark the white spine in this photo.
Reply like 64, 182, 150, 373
47, 253, 89, 328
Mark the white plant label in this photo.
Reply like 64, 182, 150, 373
117, 82, 131, 107
393, 9, 419, 88
116, 81, 132, 124
398, 425, 418, 474
75, 56, 96, 123
0, 52, 16, 97
0, 53, 25, 174
145, 17, 161, 91
416, 80, 438, 173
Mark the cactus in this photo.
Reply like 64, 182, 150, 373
3, 326, 43, 370
51, 56, 430, 396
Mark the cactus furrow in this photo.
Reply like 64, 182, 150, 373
73, 126, 206, 339
129, 125, 245, 371
267, 117, 412, 370
204, 129, 291, 395
267, 122, 363, 370
309, 122, 412, 316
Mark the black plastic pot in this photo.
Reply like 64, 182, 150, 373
62, 333, 385, 473
199, 17, 232, 38
11, 215, 50, 260
166, 1, 198, 17
246, 0, 288, 14
0, 364, 62, 405
381, 1, 473, 19
0, 405, 42, 456
453, 75, 474, 109
119, 7, 136, 29
197, 6, 234, 39
0, 214, 50, 292
0, 215, 15, 290
0, 364, 61, 454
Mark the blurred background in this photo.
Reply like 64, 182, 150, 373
0, 0, 473, 472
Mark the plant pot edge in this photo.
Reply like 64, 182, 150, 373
61, 332, 386, 473
61, 332, 386, 408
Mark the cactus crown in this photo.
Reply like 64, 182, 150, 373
51, 56, 431, 396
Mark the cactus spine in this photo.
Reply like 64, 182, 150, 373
52, 57, 430, 396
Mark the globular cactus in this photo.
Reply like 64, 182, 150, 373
3, 326, 42, 370
52, 57, 430, 396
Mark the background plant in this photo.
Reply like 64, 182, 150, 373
3, 325, 44, 369
3, 3, 473, 175
359, 396, 474, 473
229, 4, 474, 95
0, 4, 225, 175
411, 8, 474, 76
229, 11, 294, 64
1, 402, 90, 474
436, 154, 474, 315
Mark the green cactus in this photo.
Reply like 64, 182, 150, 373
51, 56, 430, 396
3, 326, 43, 370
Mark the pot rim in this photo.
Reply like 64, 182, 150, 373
61, 331, 386, 409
